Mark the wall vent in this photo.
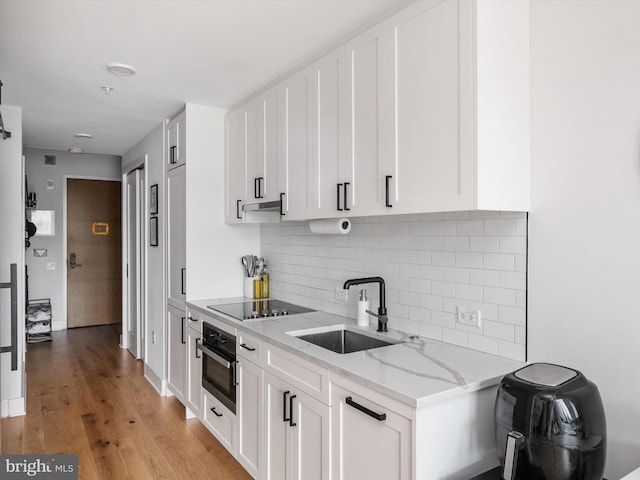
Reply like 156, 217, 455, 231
44, 155, 56, 165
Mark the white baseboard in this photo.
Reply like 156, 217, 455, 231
0, 396, 26, 418
143, 364, 164, 395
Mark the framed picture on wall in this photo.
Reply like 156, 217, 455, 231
150, 216, 158, 247
150, 184, 158, 215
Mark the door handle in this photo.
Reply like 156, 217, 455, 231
385, 175, 393, 208
69, 252, 82, 269
181, 267, 186, 295
336, 183, 343, 211
0, 263, 18, 371
344, 182, 350, 211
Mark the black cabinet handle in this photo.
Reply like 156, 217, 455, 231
344, 182, 350, 211
289, 394, 297, 427
181, 317, 186, 345
0, 263, 18, 371
210, 407, 223, 417
283, 390, 290, 422
337, 183, 343, 211
254, 177, 259, 199
195, 338, 201, 359
385, 175, 393, 208
258, 177, 264, 198
345, 396, 386, 421
236, 199, 242, 219
188, 316, 197, 322
181, 268, 186, 295
279, 192, 285, 216
170, 145, 177, 164
240, 343, 256, 352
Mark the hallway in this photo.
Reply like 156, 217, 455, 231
1, 325, 252, 479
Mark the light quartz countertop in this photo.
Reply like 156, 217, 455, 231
188, 297, 524, 409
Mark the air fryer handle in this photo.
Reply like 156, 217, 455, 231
502, 431, 524, 480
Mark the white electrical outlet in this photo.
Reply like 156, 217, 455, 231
457, 307, 482, 328
334, 288, 348, 302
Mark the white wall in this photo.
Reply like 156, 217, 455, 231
529, 2, 640, 478
24, 148, 121, 330
262, 211, 527, 361
185, 103, 260, 300
0, 105, 25, 417
122, 124, 165, 388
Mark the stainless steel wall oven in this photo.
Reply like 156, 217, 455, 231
198, 321, 237, 414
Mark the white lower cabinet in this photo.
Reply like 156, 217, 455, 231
330, 377, 412, 480
237, 358, 262, 479
167, 304, 186, 403
202, 388, 236, 455
185, 318, 201, 418
263, 371, 330, 480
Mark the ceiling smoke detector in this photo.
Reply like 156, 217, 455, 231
69, 148, 84, 154
107, 63, 136, 76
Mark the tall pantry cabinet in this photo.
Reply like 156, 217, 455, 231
166, 111, 189, 409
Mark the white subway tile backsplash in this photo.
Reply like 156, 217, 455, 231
261, 211, 527, 361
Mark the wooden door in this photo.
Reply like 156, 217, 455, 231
67, 178, 121, 328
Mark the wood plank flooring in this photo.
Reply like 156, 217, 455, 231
1, 325, 252, 480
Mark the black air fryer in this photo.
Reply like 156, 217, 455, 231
494, 363, 606, 480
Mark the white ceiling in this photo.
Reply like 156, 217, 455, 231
0, 0, 405, 156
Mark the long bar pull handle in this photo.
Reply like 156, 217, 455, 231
283, 390, 291, 422
0, 263, 18, 371
195, 339, 201, 359
258, 177, 264, 198
254, 178, 259, 199
181, 317, 186, 344
181, 268, 186, 295
337, 183, 343, 211
170, 146, 177, 164
289, 394, 297, 427
236, 199, 242, 219
385, 176, 393, 208
279, 193, 286, 216
232, 361, 238, 386
240, 343, 256, 352
345, 396, 386, 421
344, 182, 351, 211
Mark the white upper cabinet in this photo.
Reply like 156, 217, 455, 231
385, 0, 529, 213
224, 0, 529, 221
225, 108, 246, 223
167, 110, 186, 170
280, 66, 313, 220
385, 0, 473, 214
310, 47, 346, 218
345, 23, 388, 217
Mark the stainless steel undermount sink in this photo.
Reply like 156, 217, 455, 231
288, 325, 398, 354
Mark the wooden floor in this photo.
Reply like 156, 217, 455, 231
1, 325, 252, 480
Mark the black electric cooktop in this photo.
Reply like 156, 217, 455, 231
207, 299, 314, 320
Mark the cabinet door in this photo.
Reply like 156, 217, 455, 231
225, 108, 247, 223
237, 358, 263, 479
386, 0, 473, 214
280, 67, 313, 220
185, 326, 201, 417
257, 87, 281, 202
167, 110, 186, 170
290, 389, 330, 480
167, 304, 186, 402
345, 23, 388, 216
310, 47, 345, 218
202, 389, 236, 455
263, 372, 291, 480
331, 383, 411, 480
244, 100, 260, 202
167, 165, 186, 305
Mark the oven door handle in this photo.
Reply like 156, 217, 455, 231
196, 342, 232, 369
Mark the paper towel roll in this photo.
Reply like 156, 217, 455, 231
309, 218, 351, 235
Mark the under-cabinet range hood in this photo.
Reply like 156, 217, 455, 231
242, 200, 281, 213
241, 199, 283, 223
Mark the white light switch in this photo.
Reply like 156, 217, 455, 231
46, 262, 56, 271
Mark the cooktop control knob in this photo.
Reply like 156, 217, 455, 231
282, 310, 288, 315
251, 311, 259, 319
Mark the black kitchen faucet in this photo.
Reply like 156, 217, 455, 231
343, 276, 388, 332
